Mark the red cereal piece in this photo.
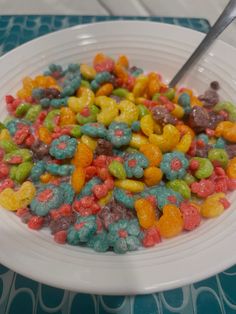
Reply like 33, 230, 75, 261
104, 178, 114, 190
93, 155, 108, 168
5, 95, 15, 104
85, 166, 97, 180
16, 207, 29, 217
219, 197, 231, 209
97, 167, 111, 181
180, 202, 201, 231
0, 163, 9, 179
50, 209, 61, 220
28, 216, 44, 230
215, 177, 228, 193
92, 184, 108, 199
189, 159, 200, 171
142, 226, 161, 247
54, 230, 67, 244
227, 178, 236, 190
8, 156, 23, 164
0, 178, 14, 192
206, 128, 215, 137
215, 167, 226, 176
59, 204, 72, 216
191, 179, 215, 198
94, 59, 115, 73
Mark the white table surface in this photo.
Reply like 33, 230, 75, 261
0, 0, 236, 47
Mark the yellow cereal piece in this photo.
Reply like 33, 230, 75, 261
115, 100, 139, 125
140, 114, 154, 136
129, 133, 149, 149
171, 104, 184, 119
0, 129, 11, 141
201, 193, 226, 218
149, 124, 180, 152
175, 133, 192, 153
81, 135, 97, 151
98, 191, 113, 206
68, 87, 94, 113
95, 96, 119, 126
115, 179, 145, 193
80, 64, 96, 80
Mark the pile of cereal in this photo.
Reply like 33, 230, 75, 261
0, 53, 236, 254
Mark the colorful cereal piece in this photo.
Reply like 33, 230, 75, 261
124, 152, 149, 178
160, 151, 189, 180
49, 135, 77, 159
107, 122, 132, 148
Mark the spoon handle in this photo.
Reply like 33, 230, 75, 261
169, 0, 236, 88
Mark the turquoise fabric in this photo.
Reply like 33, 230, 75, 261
1, 15, 234, 314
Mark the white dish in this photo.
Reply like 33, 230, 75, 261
0, 21, 236, 295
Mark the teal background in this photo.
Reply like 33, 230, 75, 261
0, 15, 235, 314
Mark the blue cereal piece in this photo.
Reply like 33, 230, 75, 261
45, 163, 75, 176
67, 215, 97, 244
6, 118, 30, 136
113, 187, 137, 209
49, 135, 77, 159
87, 231, 109, 252
30, 161, 46, 182
90, 71, 112, 92
60, 182, 75, 204
77, 177, 102, 199
107, 219, 141, 254
140, 185, 183, 210
160, 151, 189, 181
131, 121, 141, 132
178, 93, 191, 114
30, 184, 63, 216
107, 122, 132, 148
124, 152, 149, 178
214, 137, 226, 149
81, 122, 107, 138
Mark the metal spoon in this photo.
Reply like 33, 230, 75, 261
169, 0, 236, 88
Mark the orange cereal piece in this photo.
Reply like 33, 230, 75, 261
139, 143, 162, 166
38, 126, 52, 145
134, 198, 156, 229
93, 53, 107, 67
191, 96, 203, 107
59, 107, 76, 126
176, 124, 195, 140
226, 157, 236, 179
96, 83, 114, 96
72, 142, 93, 168
144, 167, 163, 186
113, 63, 128, 82
71, 167, 86, 193
40, 173, 56, 183
222, 124, 236, 142
117, 55, 129, 68
156, 204, 183, 238
214, 121, 233, 137
147, 72, 160, 98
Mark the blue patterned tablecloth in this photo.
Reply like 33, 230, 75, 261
0, 15, 236, 314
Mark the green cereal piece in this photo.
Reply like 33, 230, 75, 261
15, 161, 33, 183
208, 148, 229, 168
24, 104, 42, 122
0, 139, 18, 153
108, 160, 126, 180
70, 125, 81, 138
137, 104, 149, 118
152, 93, 161, 101
112, 88, 129, 98
183, 173, 196, 185
4, 149, 32, 163
167, 179, 191, 199
43, 109, 60, 131
0, 122, 6, 130
214, 102, 236, 122
76, 105, 99, 125
164, 88, 175, 100
81, 79, 90, 88
191, 157, 214, 179
15, 103, 31, 117
9, 165, 18, 180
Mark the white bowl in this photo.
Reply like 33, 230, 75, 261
0, 21, 236, 295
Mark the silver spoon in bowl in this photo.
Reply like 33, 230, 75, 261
169, 0, 236, 88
